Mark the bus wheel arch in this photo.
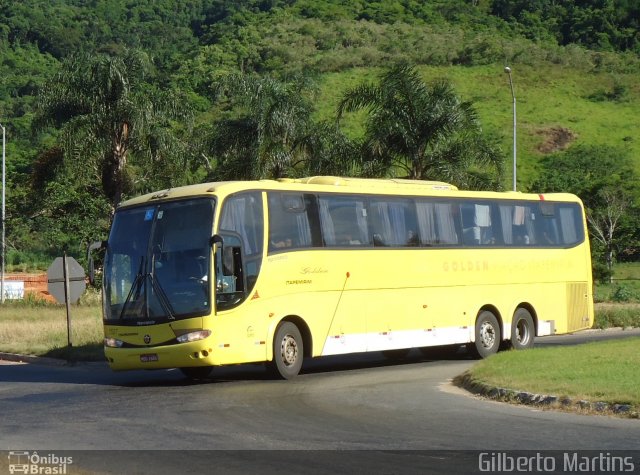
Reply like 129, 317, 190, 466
468, 307, 502, 359
510, 306, 536, 350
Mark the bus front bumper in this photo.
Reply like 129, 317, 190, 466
104, 340, 218, 371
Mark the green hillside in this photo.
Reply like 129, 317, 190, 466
0, 0, 638, 270
317, 64, 639, 186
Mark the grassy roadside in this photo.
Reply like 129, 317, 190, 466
456, 337, 640, 417
0, 302, 104, 361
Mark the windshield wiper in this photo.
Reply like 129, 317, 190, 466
150, 253, 175, 320
118, 254, 177, 321
119, 256, 145, 320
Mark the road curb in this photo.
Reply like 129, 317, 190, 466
453, 371, 639, 419
0, 351, 68, 366
0, 351, 106, 368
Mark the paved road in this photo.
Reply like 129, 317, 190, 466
1, 329, 639, 473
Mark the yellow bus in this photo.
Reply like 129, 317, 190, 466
94, 176, 593, 379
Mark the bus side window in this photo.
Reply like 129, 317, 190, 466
416, 200, 459, 246
219, 191, 264, 298
220, 192, 264, 257
369, 198, 419, 247
558, 205, 582, 245
267, 192, 321, 252
513, 204, 536, 246
461, 202, 494, 246
319, 196, 370, 247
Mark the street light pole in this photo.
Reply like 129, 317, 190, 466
0, 123, 4, 304
504, 66, 516, 192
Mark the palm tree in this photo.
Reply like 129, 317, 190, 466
208, 74, 316, 180
296, 120, 362, 177
337, 63, 503, 189
34, 50, 192, 212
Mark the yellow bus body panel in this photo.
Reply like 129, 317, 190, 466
104, 178, 593, 371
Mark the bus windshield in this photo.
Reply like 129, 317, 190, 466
103, 198, 215, 323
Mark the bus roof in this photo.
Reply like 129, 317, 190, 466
117, 176, 582, 208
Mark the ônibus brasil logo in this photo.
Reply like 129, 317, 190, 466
8, 451, 73, 474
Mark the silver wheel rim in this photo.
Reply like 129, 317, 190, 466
280, 334, 298, 367
516, 318, 531, 345
479, 321, 496, 349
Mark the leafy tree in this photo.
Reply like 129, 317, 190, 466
296, 120, 362, 177
206, 72, 364, 181
337, 63, 503, 189
587, 189, 630, 282
490, 0, 640, 53
208, 73, 316, 180
531, 145, 640, 280
34, 49, 194, 212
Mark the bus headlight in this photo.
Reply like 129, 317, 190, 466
176, 330, 212, 343
104, 337, 124, 348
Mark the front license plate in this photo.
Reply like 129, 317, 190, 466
140, 353, 159, 363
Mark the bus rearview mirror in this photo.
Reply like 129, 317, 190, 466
222, 247, 235, 276
87, 240, 106, 285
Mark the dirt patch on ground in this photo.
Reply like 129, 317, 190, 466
536, 126, 577, 153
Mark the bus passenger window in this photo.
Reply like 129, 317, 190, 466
368, 198, 418, 247
558, 205, 581, 245
416, 200, 459, 245
267, 192, 321, 252
319, 196, 369, 247
220, 192, 264, 257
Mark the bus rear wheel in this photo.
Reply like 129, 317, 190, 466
468, 310, 501, 359
510, 308, 535, 350
271, 321, 303, 379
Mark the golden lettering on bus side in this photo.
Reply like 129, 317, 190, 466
300, 267, 328, 274
442, 261, 489, 272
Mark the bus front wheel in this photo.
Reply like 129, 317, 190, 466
468, 310, 501, 359
272, 321, 303, 379
510, 308, 535, 350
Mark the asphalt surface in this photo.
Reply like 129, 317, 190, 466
1, 328, 639, 474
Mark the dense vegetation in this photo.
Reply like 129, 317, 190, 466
0, 0, 638, 278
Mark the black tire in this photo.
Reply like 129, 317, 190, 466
468, 310, 502, 359
510, 308, 535, 350
180, 366, 213, 380
272, 321, 303, 379
382, 348, 410, 360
